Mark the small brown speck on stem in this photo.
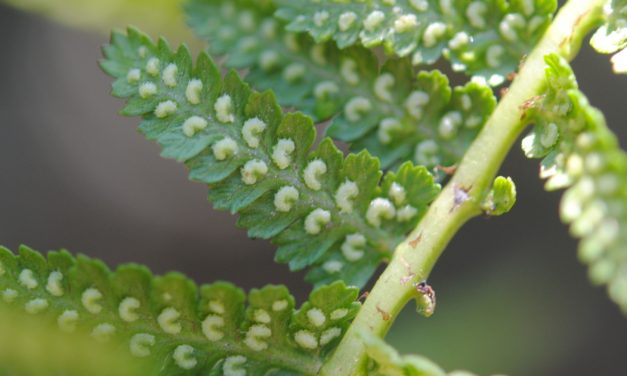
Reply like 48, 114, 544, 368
376, 304, 391, 321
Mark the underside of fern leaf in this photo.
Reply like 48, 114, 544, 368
276, 0, 557, 85
100, 27, 442, 287
522, 54, 627, 313
590, 0, 626, 73
0, 245, 360, 375
186, 0, 496, 172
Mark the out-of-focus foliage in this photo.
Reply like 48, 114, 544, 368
522, 54, 627, 313
2, 0, 190, 41
590, 0, 627, 73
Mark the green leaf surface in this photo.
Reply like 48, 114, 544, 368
590, 0, 627, 73
186, 0, 496, 171
0, 245, 361, 375
359, 331, 477, 376
275, 0, 557, 84
522, 54, 627, 313
101, 28, 442, 287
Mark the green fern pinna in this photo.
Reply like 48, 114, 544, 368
1, 0, 626, 375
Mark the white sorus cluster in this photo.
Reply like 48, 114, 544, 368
139, 82, 157, 98
155, 100, 177, 118
341, 233, 366, 261
313, 10, 330, 26
25, 298, 49, 314
405, 90, 430, 120
415, 139, 440, 166
223, 355, 247, 376
294, 329, 318, 349
438, 111, 463, 139
202, 299, 226, 342
388, 182, 406, 205
58, 310, 79, 332
215, 94, 235, 123
304, 208, 332, 235
273, 299, 288, 311
540, 123, 559, 148
466, 2, 487, 29
394, 14, 418, 33
330, 308, 348, 320
366, 198, 396, 227
46, 271, 64, 296
91, 323, 116, 342
157, 307, 182, 335
310, 44, 326, 65
338, 11, 357, 31
261, 19, 277, 39
461, 94, 472, 111
182, 116, 208, 137
397, 205, 418, 221
186, 79, 203, 105
259, 50, 280, 71
130, 333, 156, 358
448, 31, 470, 50
499, 13, 525, 42
335, 180, 359, 213
320, 327, 342, 345
241, 159, 269, 185
19, 269, 38, 289
173, 344, 197, 369
345, 97, 372, 122
212, 137, 238, 161
340, 59, 359, 85
272, 139, 296, 169
307, 308, 326, 327
81, 288, 103, 314
283, 63, 306, 82
137, 46, 148, 58
323, 260, 343, 273
238, 11, 256, 31
244, 324, 272, 351
486, 45, 505, 68
126, 68, 141, 83
439, 0, 454, 16
146, 57, 160, 76
374, 73, 395, 102
314, 81, 340, 99
378, 118, 402, 144
364, 10, 385, 32
242, 118, 267, 148
162, 64, 178, 87
410, 0, 429, 12
119, 297, 141, 322
2, 288, 17, 303
274, 186, 300, 212
303, 159, 327, 190
423, 22, 447, 48
253, 309, 271, 324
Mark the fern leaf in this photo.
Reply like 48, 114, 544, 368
521, 54, 627, 313
359, 331, 477, 376
275, 0, 557, 84
0, 245, 361, 375
100, 28, 441, 287
590, 0, 627, 73
186, 0, 496, 171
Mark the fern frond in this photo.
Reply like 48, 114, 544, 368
359, 331, 477, 376
186, 0, 496, 171
275, 0, 557, 84
100, 28, 441, 287
590, 0, 627, 73
0, 245, 361, 375
522, 54, 627, 313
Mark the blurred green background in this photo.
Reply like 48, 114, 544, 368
0, 1, 626, 375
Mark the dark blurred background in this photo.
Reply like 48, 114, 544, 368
0, 3, 626, 375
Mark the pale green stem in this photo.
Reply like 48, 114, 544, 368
320, 1, 605, 374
